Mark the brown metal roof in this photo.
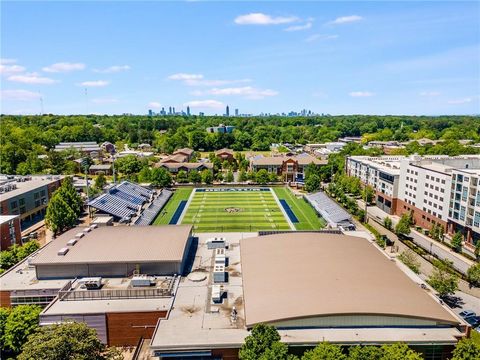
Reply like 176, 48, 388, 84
173, 148, 194, 156
31, 225, 192, 265
250, 154, 326, 166
240, 233, 459, 327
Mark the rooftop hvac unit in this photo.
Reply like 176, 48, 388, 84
67, 239, 77, 246
75, 233, 84, 239
211, 285, 225, 304
90, 224, 98, 229
57, 247, 69, 256
79, 277, 102, 289
131, 275, 156, 287
213, 264, 226, 283
83, 227, 91, 233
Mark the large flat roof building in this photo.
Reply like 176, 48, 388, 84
150, 232, 467, 359
31, 225, 193, 279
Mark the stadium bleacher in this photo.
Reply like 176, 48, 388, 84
134, 189, 173, 225
88, 181, 157, 223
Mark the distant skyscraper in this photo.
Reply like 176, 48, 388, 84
235, 108, 239, 116
168, 106, 172, 115
225, 105, 230, 117
187, 106, 191, 116
161, 107, 166, 115
173, 107, 176, 114
148, 109, 153, 116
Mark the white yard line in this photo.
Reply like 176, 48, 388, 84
270, 188, 295, 230
177, 188, 197, 224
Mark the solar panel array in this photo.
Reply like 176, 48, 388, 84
88, 181, 153, 222
305, 191, 352, 226
134, 189, 173, 225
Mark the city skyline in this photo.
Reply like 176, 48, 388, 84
1, 1, 479, 116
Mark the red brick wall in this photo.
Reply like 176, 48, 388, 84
106, 311, 167, 346
0, 217, 21, 251
0, 291, 11, 307
395, 199, 447, 230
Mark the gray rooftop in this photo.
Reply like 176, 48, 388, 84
31, 225, 193, 265
305, 191, 352, 225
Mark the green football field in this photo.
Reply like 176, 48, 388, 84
181, 189, 292, 232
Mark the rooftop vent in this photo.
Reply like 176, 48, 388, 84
67, 239, 77, 246
57, 247, 69, 256
83, 227, 91, 233
90, 224, 98, 229
75, 232, 84, 239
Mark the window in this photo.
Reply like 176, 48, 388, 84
474, 211, 480, 227
460, 206, 466, 221
441, 179, 445, 184
40, 190, 46, 197
426, 175, 430, 180
10, 201, 17, 209
34, 192, 39, 200
462, 187, 468, 201
19, 198, 25, 206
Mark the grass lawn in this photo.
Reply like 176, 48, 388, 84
181, 189, 291, 232
273, 187, 326, 230
153, 188, 193, 225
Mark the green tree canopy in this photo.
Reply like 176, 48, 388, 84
255, 169, 270, 185
466, 263, 480, 287
451, 232, 463, 253
2, 305, 41, 354
305, 173, 321, 193
379, 343, 423, 360
451, 337, 480, 360
348, 345, 383, 360
150, 167, 172, 187
239, 324, 284, 360
45, 192, 78, 235
176, 170, 188, 183
395, 213, 412, 236
94, 173, 107, 190
301, 342, 347, 360
188, 170, 201, 184
201, 169, 214, 184
427, 260, 459, 297
18, 322, 121, 360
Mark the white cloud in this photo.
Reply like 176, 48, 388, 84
304, 34, 338, 43
419, 91, 441, 97
0, 58, 17, 65
0, 89, 41, 101
43, 62, 86, 73
349, 91, 374, 97
447, 97, 472, 104
284, 22, 312, 32
168, 73, 204, 81
93, 65, 131, 73
194, 86, 279, 99
0, 64, 26, 75
78, 80, 109, 87
8, 72, 57, 85
183, 99, 224, 109
169, 73, 251, 87
235, 13, 299, 25
329, 15, 363, 25
148, 101, 162, 108
92, 97, 119, 104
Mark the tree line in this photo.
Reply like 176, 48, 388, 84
1, 114, 479, 174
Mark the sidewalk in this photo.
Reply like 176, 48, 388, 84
357, 217, 480, 298
358, 200, 477, 275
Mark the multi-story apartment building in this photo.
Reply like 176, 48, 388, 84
448, 168, 480, 247
346, 156, 402, 214
347, 155, 480, 247
0, 175, 63, 231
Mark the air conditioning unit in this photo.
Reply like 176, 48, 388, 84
67, 239, 77, 246
131, 275, 156, 287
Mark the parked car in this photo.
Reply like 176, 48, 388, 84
459, 310, 476, 318
464, 315, 480, 327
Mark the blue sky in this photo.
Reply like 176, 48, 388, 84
1, 1, 479, 115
